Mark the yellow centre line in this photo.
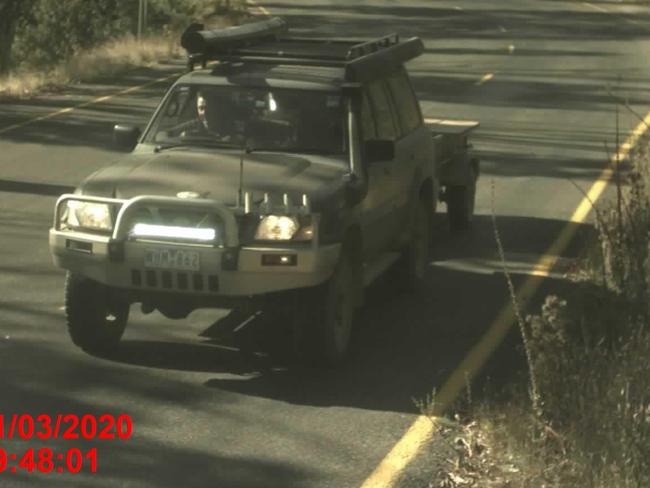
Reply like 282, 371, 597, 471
475, 72, 494, 85
584, 2, 609, 14
0, 71, 180, 136
360, 100, 650, 488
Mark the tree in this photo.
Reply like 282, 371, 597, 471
14, 0, 126, 67
0, 0, 32, 74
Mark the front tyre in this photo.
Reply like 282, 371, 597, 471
64, 272, 129, 354
293, 241, 361, 367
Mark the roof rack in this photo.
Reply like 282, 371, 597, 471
180, 17, 424, 82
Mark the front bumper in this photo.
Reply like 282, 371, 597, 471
49, 195, 340, 297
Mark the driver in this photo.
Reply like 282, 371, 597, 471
196, 93, 209, 130
171, 92, 230, 140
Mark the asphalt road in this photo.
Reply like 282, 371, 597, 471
1, 1, 650, 486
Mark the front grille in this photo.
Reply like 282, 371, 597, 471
193, 274, 204, 291
161, 271, 172, 289
177, 273, 188, 290
146, 270, 157, 287
131, 269, 142, 287
131, 269, 219, 293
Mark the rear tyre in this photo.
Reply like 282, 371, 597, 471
447, 167, 477, 232
293, 241, 361, 367
65, 272, 129, 354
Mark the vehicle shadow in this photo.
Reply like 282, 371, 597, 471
101, 214, 595, 415
0, 333, 317, 488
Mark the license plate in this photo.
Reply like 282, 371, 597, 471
144, 248, 200, 271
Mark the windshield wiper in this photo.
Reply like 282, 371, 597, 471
250, 146, 343, 156
154, 143, 185, 152
154, 139, 240, 152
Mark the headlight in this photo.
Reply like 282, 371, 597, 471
64, 201, 113, 231
254, 215, 313, 241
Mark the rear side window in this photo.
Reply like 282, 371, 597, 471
386, 70, 422, 135
366, 80, 398, 140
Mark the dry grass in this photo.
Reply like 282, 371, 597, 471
0, 36, 181, 98
67, 34, 182, 81
0, 4, 249, 100
0, 34, 180, 99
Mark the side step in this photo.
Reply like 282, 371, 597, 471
362, 252, 401, 287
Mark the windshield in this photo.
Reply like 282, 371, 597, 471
144, 84, 347, 155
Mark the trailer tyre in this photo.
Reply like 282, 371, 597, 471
447, 165, 477, 232
65, 272, 129, 354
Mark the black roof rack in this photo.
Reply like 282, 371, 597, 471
180, 17, 424, 83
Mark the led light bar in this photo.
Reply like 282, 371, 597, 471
131, 223, 216, 241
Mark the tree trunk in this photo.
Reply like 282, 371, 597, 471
0, 0, 26, 75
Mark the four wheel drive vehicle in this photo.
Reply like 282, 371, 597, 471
48, 18, 479, 366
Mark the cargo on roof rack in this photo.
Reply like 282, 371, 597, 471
180, 17, 424, 82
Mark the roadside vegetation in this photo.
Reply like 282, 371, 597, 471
423, 136, 650, 487
0, 0, 248, 99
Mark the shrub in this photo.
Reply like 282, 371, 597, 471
11, 0, 245, 70
519, 136, 650, 487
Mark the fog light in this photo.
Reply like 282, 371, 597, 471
66, 239, 93, 254
261, 254, 297, 266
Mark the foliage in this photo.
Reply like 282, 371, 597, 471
13, 1, 131, 67
0, 0, 35, 73
0, 0, 248, 97
498, 137, 650, 487
9, 0, 245, 70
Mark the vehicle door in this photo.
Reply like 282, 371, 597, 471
359, 80, 401, 256
385, 68, 429, 238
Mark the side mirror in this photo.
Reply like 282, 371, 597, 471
364, 139, 395, 164
113, 124, 141, 151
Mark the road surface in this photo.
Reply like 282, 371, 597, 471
1, 0, 649, 486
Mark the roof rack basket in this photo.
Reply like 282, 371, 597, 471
181, 17, 424, 82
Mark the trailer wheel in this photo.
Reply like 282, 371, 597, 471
447, 165, 477, 232
293, 240, 361, 367
65, 272, 129, 354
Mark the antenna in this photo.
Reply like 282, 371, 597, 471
238, 141, 246, 208
238, 125, 254, 209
